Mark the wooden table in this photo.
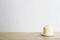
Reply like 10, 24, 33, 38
0, 32, 60, 40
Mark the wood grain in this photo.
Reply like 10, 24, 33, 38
0, 32, 59, 40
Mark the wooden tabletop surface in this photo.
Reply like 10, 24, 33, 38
0, 32, 60, 40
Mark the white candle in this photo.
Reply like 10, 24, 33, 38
43, 24, 54, 36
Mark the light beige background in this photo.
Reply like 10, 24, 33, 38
0, 0, 60, 32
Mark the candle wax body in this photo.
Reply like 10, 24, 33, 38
43, 26, 54, 36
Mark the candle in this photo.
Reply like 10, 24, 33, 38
43, 24, 54, 36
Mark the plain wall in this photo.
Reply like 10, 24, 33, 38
0, 0, 60, 32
